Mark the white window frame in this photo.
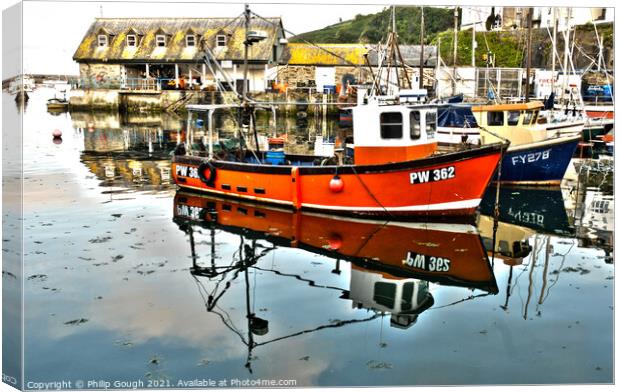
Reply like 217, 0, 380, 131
126, 34, 137, 47
156, 34, 166, 47
186, 34, 196, 47
97, 34, 108, 47
216, 34, 227, 47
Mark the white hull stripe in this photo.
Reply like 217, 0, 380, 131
178, 184, 481, 213
303, 211, 479, 233
301, 198, 481, 212
180, 192, 479, 234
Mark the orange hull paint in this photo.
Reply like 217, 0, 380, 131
173, 192, 498, 292
586, 109, 614, 120
172, 144, 504, 217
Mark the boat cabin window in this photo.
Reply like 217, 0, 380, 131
126, 34, 137, 47
426, 111, 436, 137
487, 111, 504, 126
97, 35, 108, 47
417, 281, 428, 304
507, 111, 520, 126
373, 282, 396, 309
156, 35, 166, 47
186, 34, 196, 47
522, 110, 534, 125
532, 110, 539, 123
410, 111, 421, 139
401, 282, 414, 311
380, 112, 403, 139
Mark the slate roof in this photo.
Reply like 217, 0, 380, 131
281, 43, 437, 67
73, 17, 284, 63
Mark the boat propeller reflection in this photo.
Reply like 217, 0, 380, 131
173, 191, 498, 371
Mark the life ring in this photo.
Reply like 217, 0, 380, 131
198, 161, 216, 187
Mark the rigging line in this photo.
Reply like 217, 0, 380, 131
350, 165, 392, 217
349, 219, 391, 259
540, 240, 575, 303
251, 266, 346, 292
211, 307, 250, 346
589, 16, 614, 107
251, 11, 363, 68
430, 293, 493, 309
254, 314, 381, 347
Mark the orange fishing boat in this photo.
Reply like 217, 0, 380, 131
172, 92, 507, 217
174, 191, 498, 292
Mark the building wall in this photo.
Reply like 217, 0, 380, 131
79, 63, 123, 87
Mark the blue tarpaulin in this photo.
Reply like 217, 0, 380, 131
437, 105, 479, 128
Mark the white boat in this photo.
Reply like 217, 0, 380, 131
8, 75, 35, 94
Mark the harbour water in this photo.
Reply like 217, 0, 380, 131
9, 88, 614, 386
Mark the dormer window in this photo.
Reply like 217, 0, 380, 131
98, 35, 108, 47
186, 34, 196, 47
216, 34, 227, 47
127, 34, 137, 47
156, 34, 166, 47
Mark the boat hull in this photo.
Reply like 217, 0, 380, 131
172, 144, 505, 218
585, 107, 614, 120
497, 136, 580, 185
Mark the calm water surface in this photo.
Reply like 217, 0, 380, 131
11, 89, 614, 387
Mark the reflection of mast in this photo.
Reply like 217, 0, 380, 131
500, 265, 514, 311
187, 222, 380, 372
523, 235, 537, 320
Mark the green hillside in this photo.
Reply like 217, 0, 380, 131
291, 6, 455, 44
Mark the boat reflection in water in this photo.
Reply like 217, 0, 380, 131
477, 184, 610, 319
173, 191, 497, 369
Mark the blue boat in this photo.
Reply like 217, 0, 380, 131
437, 101, 582, 185
496, 135, 580, 185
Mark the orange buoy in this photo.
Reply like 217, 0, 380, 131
327, 233, 343, 250
329, 175, 344, 193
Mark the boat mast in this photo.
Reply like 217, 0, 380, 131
561, 8, 571, 106
419, 6, 425, 89
525, 7, 533, 103
242, 4, 250, 105
452, 6, 458, 95
551, 8, 557, 102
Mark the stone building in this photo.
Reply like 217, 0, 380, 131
276, 43, 437, 92
73, 16, 286, 93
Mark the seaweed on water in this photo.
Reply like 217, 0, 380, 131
64, 318, 89, 326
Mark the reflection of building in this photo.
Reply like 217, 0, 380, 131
79, 127, 177, 190
348, 267, 433, 329
82, 157, 172, 188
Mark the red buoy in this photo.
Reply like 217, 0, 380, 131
329, 175, 344, 193
327, 233, 343, 250
52, 129, 62, 138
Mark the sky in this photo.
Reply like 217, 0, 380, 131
1, 0, 614, 75
15, 0, 389, 75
